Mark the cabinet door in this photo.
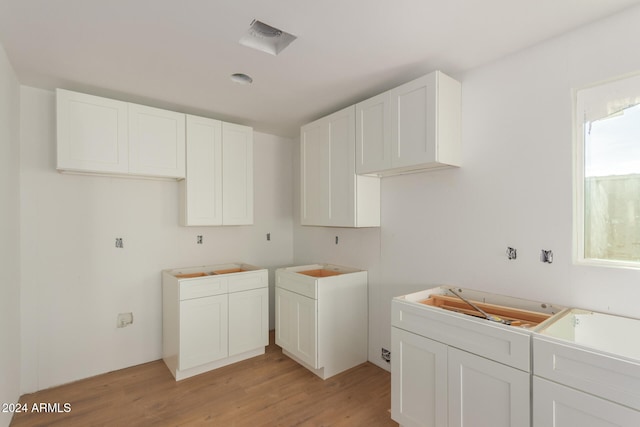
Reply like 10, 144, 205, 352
300, 118, 330, 226
179, 294, 228, 370
448, 347, 530, 427
222, 122, 253, 225
56, 89, 128, 174
228, 288, 268, 356
182, 115, 223, 226
534, 377, 640, 427
275, 288, 317, 368
326, 106, 356, 227
389, 74, 436, 169
128, 103, 185, 178
275, 287, 295, 352
391, 328, 448, 427
300, 106, 356, 227
356, 91, 391, 174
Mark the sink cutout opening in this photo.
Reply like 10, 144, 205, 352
298, 269, 343, 278
212, 268, 247, 275
420, 295, 551, 329
174, 272, 208, 279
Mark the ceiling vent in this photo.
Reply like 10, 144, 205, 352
239, 20, 297, 56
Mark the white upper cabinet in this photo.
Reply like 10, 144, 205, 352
221, 122, 253, 225
356, 70, 461, 176
300, 117, 329, 225
57, 89, 185, 179
181, 116, 253, 226
128, 103, 185, 178
181, 115, 223, 226
301, 106, 380, 227
56, 89, 129, 174
355, 91, 391, 175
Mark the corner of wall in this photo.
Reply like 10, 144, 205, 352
0, 41, 22, 427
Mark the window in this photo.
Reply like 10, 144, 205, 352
576, 74, 640, 267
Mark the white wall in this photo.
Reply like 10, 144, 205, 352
19, 86, 294, 392
294, 5, 640, 371
0, 43, 21, 427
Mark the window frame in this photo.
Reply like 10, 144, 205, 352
574, 72, 640, 270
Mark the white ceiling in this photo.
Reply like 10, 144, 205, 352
1, 0, 639, 137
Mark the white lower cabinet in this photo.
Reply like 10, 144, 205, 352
448, 347, 530, 427
391, 328, 529, 427
391, 328, 447, 427
275, 264, 368, 379
393, 291, 640, 427
228, 287, 268, 357
275, 287, 317, 367
390, 287, 562, 427
180, 294, 228, 370
533, 377, 640, 427
162, 263, 268, 380
532, 324, 640, 427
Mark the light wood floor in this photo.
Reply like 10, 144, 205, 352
11, 333, 397, 426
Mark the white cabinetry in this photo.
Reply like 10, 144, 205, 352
221, 122, 253, 225
533, 309, 640, 426
275, 264, 368, 379
356, 70, 461, 176
533, 376, 640, 427
228, 286, 268, 356
128, 103, 185, 178
56, 89, 129, 174
56, 88, 185, 179
448, 347, 530, 427
180, 116, 253, 226
275, 287, 317, 367
391, 327, 447, 427
179, 293, 228, 370
180, 115, 222, 225
300, 106, 380, 227
355, 91, 390, 175
391, 287, 561, 427
393, 290, 640, 427
162, 263, 268, 380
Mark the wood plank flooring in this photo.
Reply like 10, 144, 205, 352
11, 333, 397, 426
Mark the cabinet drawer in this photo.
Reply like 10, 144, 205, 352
276, 271, 317, 299
533, 336, 640, 411
392, 299, 531, 371
227, 271, 267, 293
533, 376, 640, 426
180, 276, 227, 300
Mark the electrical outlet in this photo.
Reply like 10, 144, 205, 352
197, 235, 203, 244
117, 312, 133, 328
381, 348, 391, 363
115, 238, 123, 248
